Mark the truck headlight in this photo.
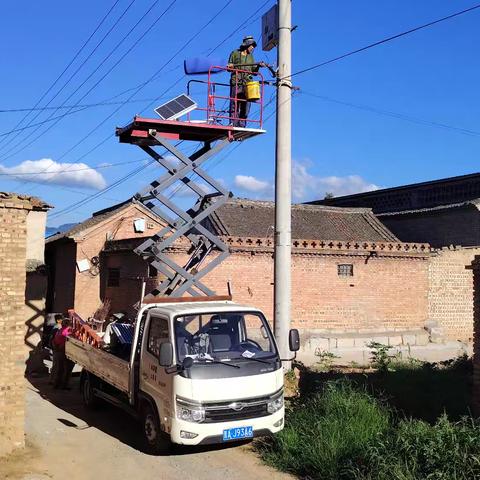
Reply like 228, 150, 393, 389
176, 397, 205, 423
267, 391, 284, 414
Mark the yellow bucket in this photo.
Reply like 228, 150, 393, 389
245, 81, 261, 102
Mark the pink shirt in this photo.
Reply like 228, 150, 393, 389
53, 326, 71, 348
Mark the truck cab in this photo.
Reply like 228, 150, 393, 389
67, 300, 299, 452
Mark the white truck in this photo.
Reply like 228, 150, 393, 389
66, 298, 299, 452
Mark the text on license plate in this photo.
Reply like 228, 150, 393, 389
222, 426, 253, 441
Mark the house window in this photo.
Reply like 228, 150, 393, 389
147, 316, 169, 357
148, 264, 158, 278
107, 267, 120, 287
337, 264, 353, 277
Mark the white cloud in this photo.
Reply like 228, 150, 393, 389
292, 160, 379, 201
0, 158, 106, 190
234, 175, 271, 193
232, 161, 379, 202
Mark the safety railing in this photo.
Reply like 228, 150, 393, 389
186, 66, 264, 129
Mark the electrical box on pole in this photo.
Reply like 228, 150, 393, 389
262, 4, 279, 51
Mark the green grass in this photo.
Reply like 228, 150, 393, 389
256, 360, 480, 480
299, 355, 472, 422
257, 381, 390, 480
355, 415, 480, 480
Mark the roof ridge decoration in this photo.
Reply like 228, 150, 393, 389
223, 235, 429, 255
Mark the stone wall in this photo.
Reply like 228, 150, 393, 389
0, 195, 31, 457
428, 247, 480, 342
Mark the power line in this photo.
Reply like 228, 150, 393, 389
0, 0, 170, 162
41, 1, 269, 215
0, 0, 137, 155
24, 0, 234, 198
0, 0, 122, 148
48, 160, 156, 220
9, 0, 178, 194
288, 3, 480, 79
11, 0, 263, 169
0, 96, 176, 137
0, 157, 147, 176
0, 96, 172, 114
55, 0, 233, 163
47, 141, 200, 219
60, 0, 262, 169
300, 91, 480, 137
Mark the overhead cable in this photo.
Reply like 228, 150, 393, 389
288, 3, 480, 79
0, 0, 122, 148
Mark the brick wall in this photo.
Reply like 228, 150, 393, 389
113, 243, 429, 335
0, 196, 31, 457
198, 248, 429, 333
428, 247, 480, 342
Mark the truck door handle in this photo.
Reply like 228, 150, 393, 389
142, 373, 148, 380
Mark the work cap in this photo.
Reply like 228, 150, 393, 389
241, 35, 257, 48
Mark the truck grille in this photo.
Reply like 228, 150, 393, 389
203, 393, 275, 424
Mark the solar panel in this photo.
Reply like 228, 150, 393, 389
154, 94, 197, 120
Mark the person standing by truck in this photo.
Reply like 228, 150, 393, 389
228, 36, 264, 127
52, 318, 74, 389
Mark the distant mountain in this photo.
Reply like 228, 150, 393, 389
45, 223, 77, 238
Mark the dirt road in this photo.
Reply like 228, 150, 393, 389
1, 376, 292, 480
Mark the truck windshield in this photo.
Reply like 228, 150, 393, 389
174, 311, 277, 363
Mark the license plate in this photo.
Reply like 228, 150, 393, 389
222, 426, 253, 441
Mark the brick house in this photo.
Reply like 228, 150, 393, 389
310, 173, 480, 408
45, 200, 165, 320
310, 173, 480, 344
0, 192, 49, 457
46, 198, 431, 363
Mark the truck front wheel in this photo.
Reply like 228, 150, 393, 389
141, 403, 171, 454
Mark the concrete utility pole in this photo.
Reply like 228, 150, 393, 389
274, 0, 292, 364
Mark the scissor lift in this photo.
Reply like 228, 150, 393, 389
116, 67, 266, 300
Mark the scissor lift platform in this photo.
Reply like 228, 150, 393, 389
116, 115, 265, 299
116, 116, 266, 145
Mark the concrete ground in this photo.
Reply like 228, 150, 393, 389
0, 376, 291, 480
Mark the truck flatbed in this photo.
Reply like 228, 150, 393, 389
66, 337, 129, 394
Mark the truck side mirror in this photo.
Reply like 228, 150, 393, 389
289, 329, 300, 352
158, 342, 173, 367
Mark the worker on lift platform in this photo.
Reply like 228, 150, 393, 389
228, 36, 265, 127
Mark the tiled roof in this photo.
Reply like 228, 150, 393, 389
47, 197, 399, 245
206, 198, 398, 242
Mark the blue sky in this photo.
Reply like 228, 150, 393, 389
0, 0, 479, 227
